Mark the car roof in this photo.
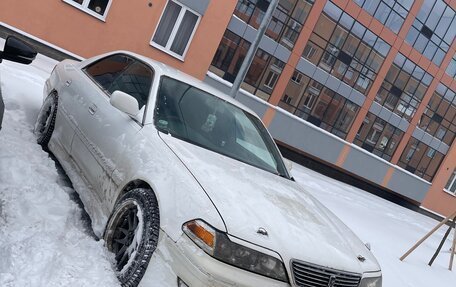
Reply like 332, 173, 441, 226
110, 50, 260, 118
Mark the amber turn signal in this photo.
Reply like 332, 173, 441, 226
183, 220, 216, 251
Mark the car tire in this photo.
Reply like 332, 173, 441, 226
34, 92, 58, 147
104, 188, 160, 287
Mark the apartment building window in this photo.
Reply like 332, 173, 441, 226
419, 84, 456, 146
234, 0, 314, 50
243, 52, 285, 100
283, 94, 293, 104
354, 113, 404, 161
303, 45, 316, 59
63, 0, 112, 20
264, 71, 279, 89
446, 54, 456, 78
445, 170, 456, 194
278, 72, 360, 139
375, 53, 433, 122
398, 138, 445, 182
406, 0, 455, 66
291, 71, 304, 84
302, 1, 390, 95
353, 0, 413, 33
210, 30, 249, 80
152, 0, 200, 59
210, 30, 284, 101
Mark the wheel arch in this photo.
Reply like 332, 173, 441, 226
116, 179, 157, 205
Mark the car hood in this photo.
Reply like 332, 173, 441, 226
160, 134, 380, 274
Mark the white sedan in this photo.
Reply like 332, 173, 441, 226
35, 51, 382, 287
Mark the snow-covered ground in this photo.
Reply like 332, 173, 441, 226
0, 49, 120, 286
292, 165, 456, 286
0, 46, 455, 286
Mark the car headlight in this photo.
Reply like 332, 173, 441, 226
182, 219, 288, 283
359, 274, 382, 287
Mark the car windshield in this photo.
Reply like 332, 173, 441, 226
154, 76, 289, 178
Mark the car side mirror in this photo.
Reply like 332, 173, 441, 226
110, 90, 140, 116
0, 36, 37, 65
284, 158, 293, 172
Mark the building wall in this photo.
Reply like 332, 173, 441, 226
0, 0, 236, 80
207, 0, 456, 216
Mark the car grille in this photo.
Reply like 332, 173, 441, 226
291, 260, 361, 287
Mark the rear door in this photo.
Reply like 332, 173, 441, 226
64, 55, 131, 195
73, 54, 154, 203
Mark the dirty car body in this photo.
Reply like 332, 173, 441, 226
39, 51, 382, 287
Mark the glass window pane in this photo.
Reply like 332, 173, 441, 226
153, 1, 182, 47
385, 11, 404, 33
374, 2, 390, 24
85, 54, 134, 90
170, 10, 199, 56
324, 1, 342, 21
314, 14, 336, 40
88, 0, 109, 15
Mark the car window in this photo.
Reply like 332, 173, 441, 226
154, 76, 289, 178
85, 54, 154, 111
107, 61, 153, 110
85, 54, 133, 90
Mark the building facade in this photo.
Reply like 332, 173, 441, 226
0, 0, 455, 216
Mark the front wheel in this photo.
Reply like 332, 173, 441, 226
34, 92, 58, 147
104, 188, 160, 287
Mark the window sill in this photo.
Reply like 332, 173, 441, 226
443, 189, 456, 197
150, 42, 185, 62
62, 0, 108, 22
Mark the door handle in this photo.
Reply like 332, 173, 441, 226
88, 104, 97, 115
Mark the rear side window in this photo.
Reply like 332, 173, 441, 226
85, 54, 133, 90
84, 54, 154, 110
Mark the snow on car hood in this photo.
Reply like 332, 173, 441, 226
160, 134, 380, 274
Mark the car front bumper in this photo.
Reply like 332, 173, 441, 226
139, 231, 290, 287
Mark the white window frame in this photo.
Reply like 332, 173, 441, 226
291, 71, 303, 85
303, 93, 317, 110
264, 71, 279, 89
444, 170, 456, 195
150, 0, 201, 61
283, 94, 293, 104
366, 122, 384, 144
356, 76, 370, 90
303, 44, 316, 59
63, 0, 113, 21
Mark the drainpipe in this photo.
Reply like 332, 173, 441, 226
229, 0, 279, 98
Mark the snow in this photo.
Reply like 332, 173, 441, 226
291, 164, 456, 286
0, 43, 455, 286
0, 52, 119, 286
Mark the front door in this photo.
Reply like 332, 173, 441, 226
71, 54, 154, 204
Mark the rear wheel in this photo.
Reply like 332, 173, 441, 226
34, 92, 58, 147
104, 188, 160, 287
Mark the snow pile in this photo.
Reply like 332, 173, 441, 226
0, 55, 119, 286
292, 164, 456, 287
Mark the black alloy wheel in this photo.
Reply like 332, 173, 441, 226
111, 204, 140, 271
105, 188, 160, 287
